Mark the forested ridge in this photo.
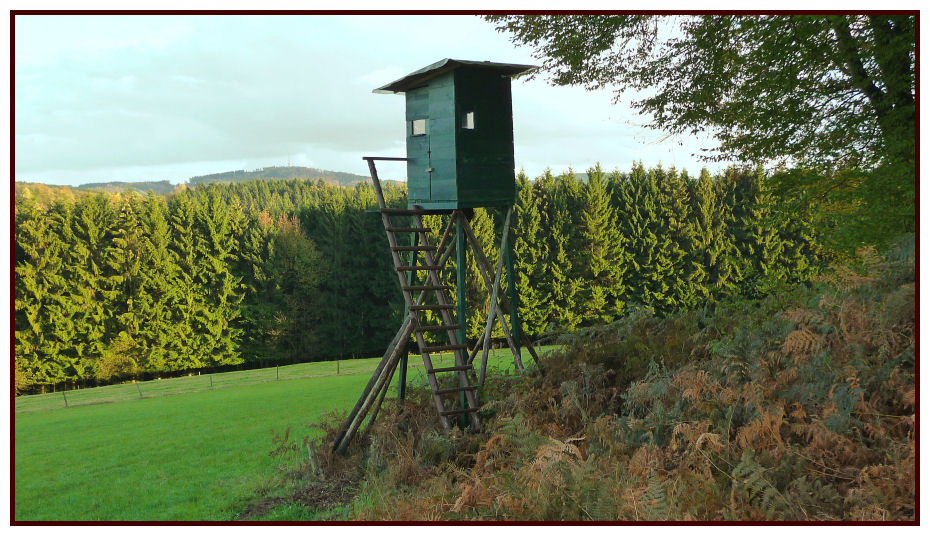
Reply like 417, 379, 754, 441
14, 164, 822, 393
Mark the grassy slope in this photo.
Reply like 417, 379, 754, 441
14, 349, 539, 520
16, 352, 518, 414
299, 240, 915, 521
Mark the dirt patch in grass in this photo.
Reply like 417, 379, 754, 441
292, 477, 359, 513
239, 477, 360, 520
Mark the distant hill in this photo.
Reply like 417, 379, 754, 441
15, 166, 390, 207
188, 166, 372, 187
77, 180, 176, 195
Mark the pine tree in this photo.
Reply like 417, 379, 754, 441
99, 194, 147, 379
14, 200, 71, 388
63, 194, 115, 381
577, 163, 628, 323
542, 170, 584, 331
690, 169, 741, 300
135, 194, 178, 372
166, 193, 206, 370
195, 192, 244, 366
655, 167, 701, 310
729, 166, 789, 297
513, 171, 549, 336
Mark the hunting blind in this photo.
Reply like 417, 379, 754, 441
374, 58, 535, 210
333, 59, 541, 454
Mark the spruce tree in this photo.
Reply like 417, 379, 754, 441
14, 200, 71, 388
64, 194, 115, 381
195, 192, 244, 366
513, 171, 549, 336
100, 194, 147, 379
616, 162, 665, 312
690, 168, 741, 300
577, 163, 628, 323
136, 194, 178, 372
166, 193, 206, 370
655, 167, 701, 310
542, 171, 583, 331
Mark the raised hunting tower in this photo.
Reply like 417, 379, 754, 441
374, 58, 535, 210
332, 59, 541, 454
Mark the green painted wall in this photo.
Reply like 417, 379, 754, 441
403, 67, 517, 210
454, 68, 516, 208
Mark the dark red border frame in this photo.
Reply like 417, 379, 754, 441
8, 9, 920, 527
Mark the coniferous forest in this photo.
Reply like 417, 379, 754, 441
14, 164, 822, 393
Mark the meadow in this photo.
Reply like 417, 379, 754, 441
14, 348, 543, 521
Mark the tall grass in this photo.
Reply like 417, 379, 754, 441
292, 237, 914, 521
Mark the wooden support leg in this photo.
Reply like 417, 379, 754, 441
455, 213, 468, 426
477, 209, 512, 385
460, 212, 545, 373
365, 343, 403, 435
332, 316, 411, 451
334, 318, 413, 454
460, 212, 524, 372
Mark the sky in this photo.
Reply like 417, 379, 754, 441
14, 14, 727, 186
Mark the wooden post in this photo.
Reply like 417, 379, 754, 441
460, 215, 543, 372
455, 213, 468, 426
332, 317, 414, 452
276, 365, 279, 380
398, 229, 416, 400
460, 213, 523, 372
62, 391, 68, 408
334, 319, 413, 454
505, 209, 522, 359
476, 207, 512, 385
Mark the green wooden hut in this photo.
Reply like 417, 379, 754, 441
374, 58, 536, 210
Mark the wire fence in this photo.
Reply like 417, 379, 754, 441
15, 347, 551, 414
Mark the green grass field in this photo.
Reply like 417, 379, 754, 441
14, 348, 549, 521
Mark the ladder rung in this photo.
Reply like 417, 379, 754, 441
410, 304, 454, 311
381, 208, 426, 215
391, 245, 436, 252
423, 344, 468, 353
428, 365, 472, 373
435, 386, 477, 395
440, 407, 480, 417
386, 227, 429, 233
402, 284, 453, 291
415, 324, 462, 332
396, 265, 442, 271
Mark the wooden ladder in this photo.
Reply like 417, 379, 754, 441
367, 159, 481, 433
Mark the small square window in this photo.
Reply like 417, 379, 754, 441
462, 111, 475, 130
411, 119, 427, 136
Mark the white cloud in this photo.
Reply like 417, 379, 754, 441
14, 14, 725, 186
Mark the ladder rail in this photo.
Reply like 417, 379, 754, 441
415, 214, 482, 431
366, 159, 452, 431
335, 158, 482, 453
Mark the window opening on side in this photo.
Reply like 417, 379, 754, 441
461, 111, 475, 130
411, 119, 427, 136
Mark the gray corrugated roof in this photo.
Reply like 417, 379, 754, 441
373, 58, 537, 94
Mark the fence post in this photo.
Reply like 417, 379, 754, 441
62, 391, 68, 408
337, 360, 340, 375
276, 365, 280, 380
136, 382, 143, 399
210, 376, 213, 390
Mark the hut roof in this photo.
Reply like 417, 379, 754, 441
373, 58, 537, 94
